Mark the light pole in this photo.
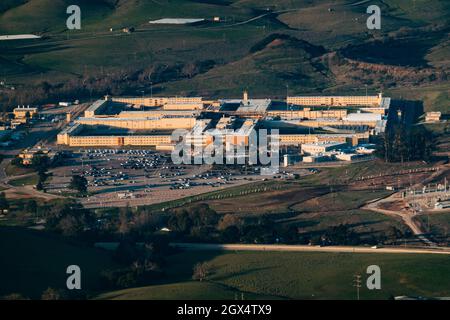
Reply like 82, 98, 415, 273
286, 84, 289, 111
353, 274, 361, 300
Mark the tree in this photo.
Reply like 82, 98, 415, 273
31, 153, 50, 172
220, 225, 240, 243
41, 288, 62, 300
388, 226, 404, 245
25, 199, 37, 215
192, 262, 211, 282
58, 215, 83, 237
2, 293, 29, 300
0, 192, 9, 212
168, 211, 192, 234
377, 124, 434, 163
118, 205, 133, 235
11, 157, 23, 167
113, 240, 141, 265
69, 175, 88, 194
44, 202, 95, 236
217, 214, 241, 231
36, 180, 44, 191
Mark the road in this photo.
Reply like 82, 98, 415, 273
364, 197, 435, 246
5, 7, 304, 51
363, 165, 449, 246
170, 243, 450, 255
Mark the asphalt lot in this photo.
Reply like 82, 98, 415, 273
47, 148, 312, 208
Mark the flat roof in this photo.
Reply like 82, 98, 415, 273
0, 34, 41, 40
75, 125, 174, 136
85, 99, 107, 112
302, 141, 347, 147
149, 18, 205, 24
14, 107, 38, 111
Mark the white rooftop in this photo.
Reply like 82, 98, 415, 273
343, 113, 382, 122
0, 34, 41, 41
149, 18, 205, 24
237, 99, 271, 113
85, 99, 108, 113
302, 141, 347, 147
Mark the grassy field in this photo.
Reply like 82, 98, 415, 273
97, 281, 278, 300
415, 212, 450, 242
291, 189, 392, 212
4, 163, 34, 177
98, 250, 450, 300
137, 162, 412, 239
0, 226, 118, 299
8, 173, 39, 186
1, 0, 448, 111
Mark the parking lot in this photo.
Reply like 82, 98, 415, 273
47, 148, 311, 208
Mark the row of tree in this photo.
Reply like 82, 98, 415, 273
377, 124, 434, 163
0, 60, 216, 110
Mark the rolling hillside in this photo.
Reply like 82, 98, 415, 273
0, 227, 118, 299
97, 250, 450, 300
0, 0, 448, 111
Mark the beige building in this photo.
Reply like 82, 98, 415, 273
267, 108, 348, 120
425, 112, 441, 122
162, 102, 204, 110
65, 134, 172, 147
287, 93, 383, 107
57, 123, 173, 147
301, 142, 347, 155
111, 96, 203, 108
279, 133, 368, 146
13, 106, 39, 122
76, 116, 196, 130
287, 119, 379, 128
18, 147, 53, 165
117, 110, 199, 118
58, 93, 384, 150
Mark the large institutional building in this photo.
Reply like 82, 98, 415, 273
57, 93, 389, 155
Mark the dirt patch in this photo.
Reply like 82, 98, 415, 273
378, 201, 409, 212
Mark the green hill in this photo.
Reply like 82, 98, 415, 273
0, 0, 448, 111
98, 250, 450, 300
0, 227, 118, 299
97, 281, 278, 300
163, 34, 331, 97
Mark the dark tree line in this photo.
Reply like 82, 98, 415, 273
0, 60, 216, 110
377, 124, 434, 163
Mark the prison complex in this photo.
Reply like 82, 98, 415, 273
57, 93, 389, 152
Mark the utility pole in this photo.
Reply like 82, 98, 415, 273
353, 274, 361, 300
286, 84, 289, 111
